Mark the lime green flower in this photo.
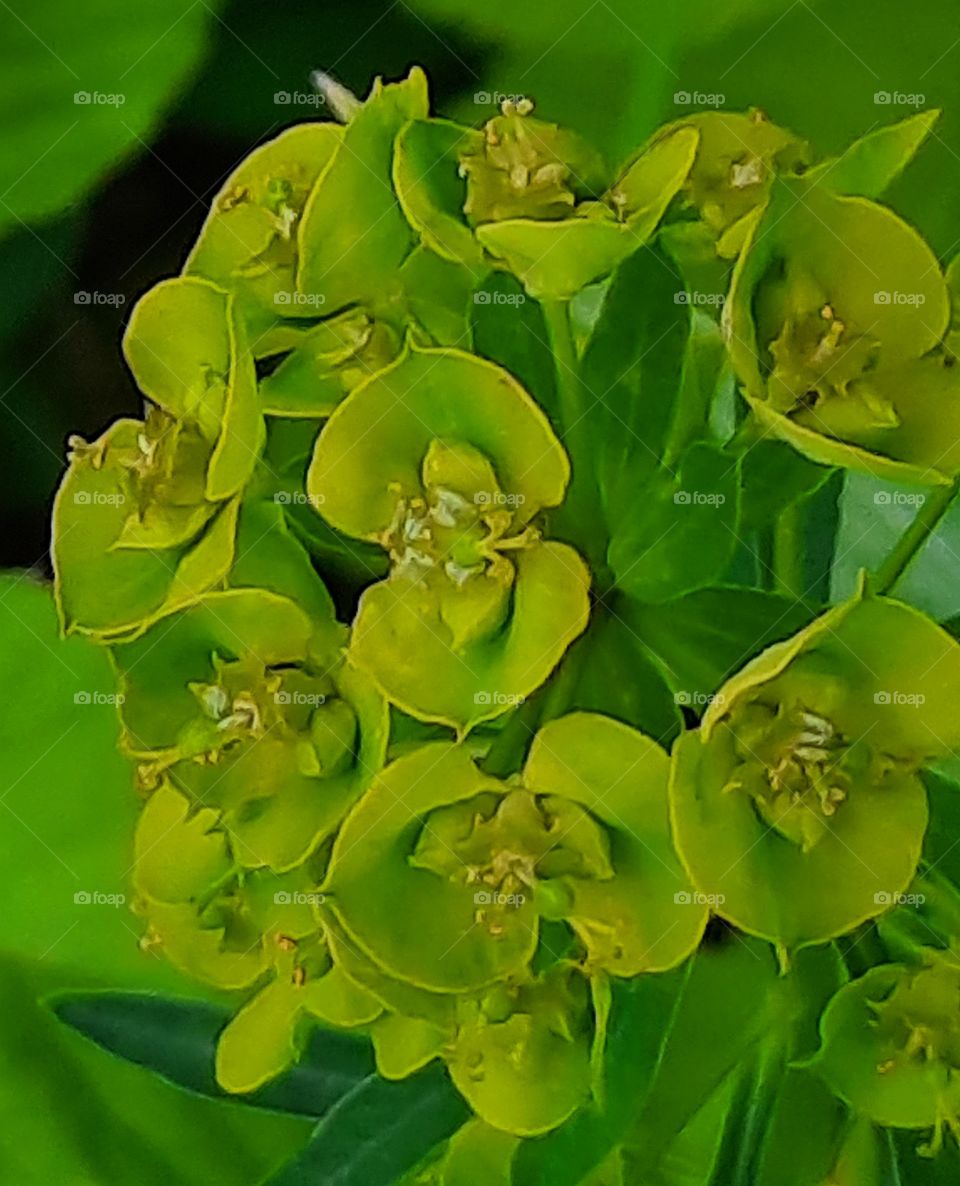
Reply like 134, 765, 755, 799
670, 587, 960, 950
113, 588, 388, 871
324, 713, 705, 995
448, 964, 593, 1135
813, 952, 960, 1153
650, 109, 808, 240
307, 342, 590, 731
395, 99, 697, 300
53, 409, 239, 639
185, 121, 342, 336
725, 176, 958, 484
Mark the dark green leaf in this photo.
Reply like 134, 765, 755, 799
51, 991, 375, 1119
470, 273, 559, 429
581, 242, 690, 501
264, 1061, 470, 1186
608, 442, 741, 603
739, 440, 832, 533
618, 586, 815, 704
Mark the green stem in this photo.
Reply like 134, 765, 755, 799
540, 298, 582, 438
773, 501, 806, 600
873, 478, 960, 596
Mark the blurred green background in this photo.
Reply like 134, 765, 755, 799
2, 0, 960, 1181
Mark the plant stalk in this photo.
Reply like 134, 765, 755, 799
873, 478, 960, 595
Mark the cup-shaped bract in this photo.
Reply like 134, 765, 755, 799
813, 953, 960, 1150
725, 176, 960, 484
307, 342, 591, 732
113, 588, 388, 872
324, 713, 704, 997
670, 589, 960, 950
53, 411, 240, 639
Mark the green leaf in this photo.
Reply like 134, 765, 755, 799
0, 0, 219, 236
0, 575, 307, 1184
618, 586, 815, 706
470, 273, 559, 430
738, 440, 832, 533
805, 111, 940, 198
623, 936, 778, 1176
831, 471, 960, 621
263, 1061, 470, 1186
563, 609, 682, 745
52, 990, 375, 1118
581, 242, 691, 504
608, 442, 741, 603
